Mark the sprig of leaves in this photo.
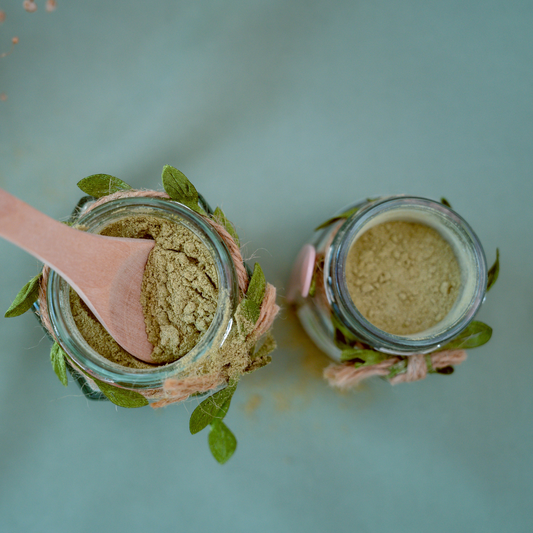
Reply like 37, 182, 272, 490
213, 206, 240, 246
209, 420, 237, 464
340, 347, 391, 367
331, 314, 359, 350
162, 165, 206, 215
487, 249, 500, 292
50, 342, 68, 387
4, 272, 42, 318
189, 381, 238, 464
315, 206, 360, 231
237, 263, 267, 327
252, 331, 276, 360
440, 321, 492, 351
77, 174, 132, 198
92, 377, 149, 408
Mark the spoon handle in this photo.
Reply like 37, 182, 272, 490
0, 188, 143, 288
0, 188, 103, 276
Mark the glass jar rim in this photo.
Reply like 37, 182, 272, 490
46, 196, 239, 389
326, 196, 487, 354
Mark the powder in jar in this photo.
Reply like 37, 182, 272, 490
345, 221, 461, 335
70, 215, 219, 367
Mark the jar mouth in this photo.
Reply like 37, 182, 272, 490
47, 197, 239, 389
327, 196, 487, 354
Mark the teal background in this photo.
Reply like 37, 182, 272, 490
0, 1, 532, 531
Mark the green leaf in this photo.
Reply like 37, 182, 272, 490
487, 248, 500, 292
239, 263, 267, 324
315, 206, 359, 231
252, 332, 276, 360
308, 272, 317, 297
340, 347, 391, 367
77, 174, 132, 198
92, 377, 149, 408
386, 358, 408, 380
441, 321, 492, 351
161, 165, 205, 215
50, 342, 68, 387
331, 314, 359, 350
208, 419, 237, 464
441, 197, 452, 208
4, 273, 42, 318
246, 263, 266, 307
213, 207, 240, 246
189, 381, 238, 435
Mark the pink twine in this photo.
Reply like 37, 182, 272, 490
324, 349, 467, 389
205, 218, 248, 295
324, 357, 400, 390
250, 283, 280, 341
150, 374, 225, 409
38, 266, 54, 340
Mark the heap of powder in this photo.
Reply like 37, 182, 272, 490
345, 221, 461, 335
70, 215, 219, 367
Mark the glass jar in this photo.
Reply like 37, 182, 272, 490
289, 196, 487, 361
38, 195, 239, 400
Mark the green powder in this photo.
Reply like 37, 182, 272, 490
70, 215, 219, 367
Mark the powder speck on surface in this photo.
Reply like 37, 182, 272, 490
70, 215, 219, 366
346, 221, 461, 335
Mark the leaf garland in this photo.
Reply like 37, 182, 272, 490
161, 165, 206, 215
4, 273, 42, 318
487, 248, 500, 292
50, 342, 68, 387
6, 166, 272, 465
77, 174, 132, 198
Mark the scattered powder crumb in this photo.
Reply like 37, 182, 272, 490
346, 221, 461, 335
70, 215, 219, 367
244, 393, 262, 415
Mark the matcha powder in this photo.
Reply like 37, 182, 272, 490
70, 215, 219, 367
346, 221, 461, 335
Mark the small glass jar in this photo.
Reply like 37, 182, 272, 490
39, 195, 239, 400
289, 196, 487, 361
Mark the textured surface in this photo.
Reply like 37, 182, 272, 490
0, 1, 532, 532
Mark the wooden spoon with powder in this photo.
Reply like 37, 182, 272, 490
0, 188, 156, 362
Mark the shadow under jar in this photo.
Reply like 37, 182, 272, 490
38, 195, 239, 401
289, 196, 487, 362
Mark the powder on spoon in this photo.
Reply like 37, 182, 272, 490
345, 221, 461, 335
70, 215, 219, 367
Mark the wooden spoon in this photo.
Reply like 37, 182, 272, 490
0, 188, 156, 362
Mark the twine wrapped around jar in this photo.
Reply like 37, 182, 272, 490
323, 350, 467, 390
36, 188, 280, 407
290, 196, 498, 391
